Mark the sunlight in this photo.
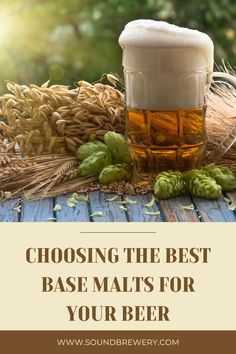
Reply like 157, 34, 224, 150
0, 11, 13, 45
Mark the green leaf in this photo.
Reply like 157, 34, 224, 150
228, 203, 236, 211
90, 211, 103, 217
224, 197, 231, 204
119, 205, 128, 211
145, 195, 156, 208
144, 211, 160, 216
53, 204, 62, 211
106, 195, 119, 202
180, 204, 194, 210
66, 193, 89, 208
72, 193, 89, 202
12, 205, 21, 213
125, 197, 137, 205
66, 198, 77, 208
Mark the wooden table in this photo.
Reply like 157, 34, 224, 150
0, 191, 236, 222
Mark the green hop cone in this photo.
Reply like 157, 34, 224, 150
203, 164, 236, 191
104, 131, 131, 164
154, 171, 185, 199
184, 170, 222, 199
76, 141, 109, 161
78, 151, 112, 177
99, 163, 133, 184
183, 169, 208, 184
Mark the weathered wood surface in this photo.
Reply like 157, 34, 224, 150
55, 194, 90, 222
227, 191, 236, 206
89, 191, 127, 222
0, 199, 19, 222
125, 193, 162, 222
0, 192, 236, 222
159, 195, 199, 222
21, 199, 54, 222
192, 196, 236, 222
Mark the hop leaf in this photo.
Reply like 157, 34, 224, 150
76, 141, 109, 161
203, 164, 236, 191
78, 151, 112, 177
154, 171, 185, 199
99, 163, 133, 184
184, 170, 222, 199
104, 131, 131, 164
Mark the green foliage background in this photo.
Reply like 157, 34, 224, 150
0, 0, 235, 93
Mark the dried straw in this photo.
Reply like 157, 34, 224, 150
0, 153, 96, 200
206, 81, 236, 172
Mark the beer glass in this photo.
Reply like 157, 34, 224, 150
119, 20, 236, 179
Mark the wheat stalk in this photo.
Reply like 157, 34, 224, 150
0, 154, 95, 201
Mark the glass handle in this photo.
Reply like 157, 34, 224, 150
212, 71, 236, 88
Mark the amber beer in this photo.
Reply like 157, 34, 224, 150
127, 106, 206, 175
119, 20, 214, 178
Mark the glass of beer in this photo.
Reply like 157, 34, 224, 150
119, 20, 236, 180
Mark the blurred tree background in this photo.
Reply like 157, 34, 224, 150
0, 0, 235, 93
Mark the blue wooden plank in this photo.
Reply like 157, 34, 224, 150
0, 199, 20, 222
1, 192, 235, 222
21, 199, 54, 222
226, 191, 236, 207
89, 191, 128, 222
55, 194, 90, 222
225, 192, 236, 217
159, 195, 199, 222
125, 193, 162, 222
192, 196, 236, 222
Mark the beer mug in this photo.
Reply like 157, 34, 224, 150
119, 20, 236, 179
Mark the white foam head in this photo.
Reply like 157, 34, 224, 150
119, 20, 214, 110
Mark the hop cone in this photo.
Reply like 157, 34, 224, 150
154, 171, 185, 199
184, 170, 222, 199
76, 141, 109, 161
203, 164, 236, 191
104, 131, 131, 164
78, 151, 112, 177
99, 163, 133, 184
183, 169, 208, 184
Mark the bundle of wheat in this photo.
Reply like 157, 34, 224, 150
0, 153, 96, 200
0, 77, 125, 156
